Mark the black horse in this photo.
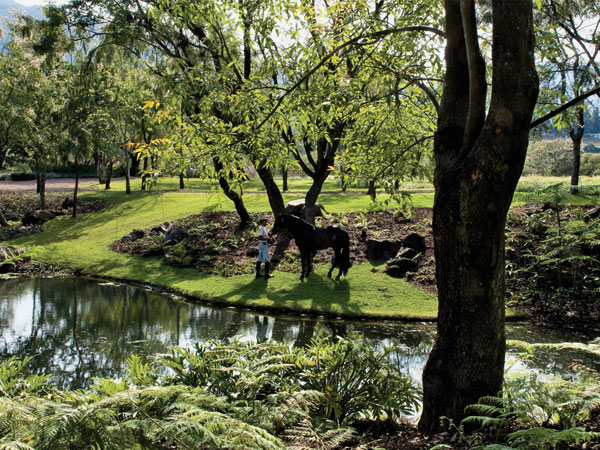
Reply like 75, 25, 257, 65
271, 214, 351, 281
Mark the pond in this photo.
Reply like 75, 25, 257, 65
0, 276, 596, 390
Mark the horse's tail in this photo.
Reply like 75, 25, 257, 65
339, 233, 351, 276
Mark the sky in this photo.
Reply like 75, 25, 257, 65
14, 0, 64, 7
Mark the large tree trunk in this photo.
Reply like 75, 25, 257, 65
214, 158, 251, 226
179, 172, 185, 190
256, 163, 285, 217
418, 0, 539, 433
569, 108, 584, 194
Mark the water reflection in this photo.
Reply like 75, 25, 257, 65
0, 277, 595, 390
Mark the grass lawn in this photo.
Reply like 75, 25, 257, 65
5, 191, 440, 320
7, 175, 597, 320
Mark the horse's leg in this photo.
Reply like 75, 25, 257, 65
328, 251, 337, 278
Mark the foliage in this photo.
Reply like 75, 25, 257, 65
296, 335, 421, 423
523, 140, 572, 177
506, 190, 600, 317
463, 339, 600, 449
0, 336, 420, 449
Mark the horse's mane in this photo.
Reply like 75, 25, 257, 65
280, 213, 315, 230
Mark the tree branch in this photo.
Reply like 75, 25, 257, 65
460, 0, 486, 149
254, 25, 445, 132
530, 84, 600, 129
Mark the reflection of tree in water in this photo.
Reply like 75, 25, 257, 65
1, 277, 586, 390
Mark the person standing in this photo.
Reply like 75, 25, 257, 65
256, 218, 273, 279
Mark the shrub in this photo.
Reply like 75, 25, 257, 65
523, 140, 572, 176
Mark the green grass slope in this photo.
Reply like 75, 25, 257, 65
6, 191, 439, 319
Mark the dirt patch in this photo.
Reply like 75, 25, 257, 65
0, 192, 109, 241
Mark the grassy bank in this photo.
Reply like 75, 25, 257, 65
6, 191, 440, 320
6, 179, 597, 320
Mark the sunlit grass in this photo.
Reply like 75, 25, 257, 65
4, 191, 443, 319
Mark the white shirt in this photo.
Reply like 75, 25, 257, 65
258, 225, 269, 243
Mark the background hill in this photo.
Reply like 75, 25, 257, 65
0, 0, 43, 22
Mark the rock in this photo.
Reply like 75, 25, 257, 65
120, 229, 145, 243
51, 210, 65, 216
21, 210, 56, 226
403, 233, 426, 253
151, 222, 171, 234
62, 197, 74, 209
385, 258, 418, 278
586, 206, 600, 221
525, 201, 557, 215
4, 213, 19, 222
246, 248, 259, 257
164, 225, 188, 244
284, 199, 326, 218
396, 247, 418, 260
366, 239, 401, 262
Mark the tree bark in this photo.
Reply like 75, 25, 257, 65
124, 148, 132, 195
39, 171, 46, 210
179, 172, 185, 190
73, 160, 79, 218
418, 0, 539, 433
0, 146, 7, 171
282, 166, 288, 192
141, 156, 149, 191
569, 108, 584, 194
367, 180, 376, 200
104, 158, 113, 190
214, 158, 251, 226
256, 163, 285, 217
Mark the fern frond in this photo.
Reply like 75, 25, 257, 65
0, 442, 36, 450
508, 426, 600, 450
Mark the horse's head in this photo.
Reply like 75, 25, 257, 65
271, 214, 285, 235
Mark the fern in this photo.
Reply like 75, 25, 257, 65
282, 418, 356, 450
507, 426, 600, 450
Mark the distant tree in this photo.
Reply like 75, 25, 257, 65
534, 0, 600, 193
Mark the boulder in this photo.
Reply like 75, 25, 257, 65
284, 199, 325, 218
62, 197, 75, 209
4, 213, 19, 222
120, 229, 145, 243
402, 233, 426, 253
586, 206, 600, 221
385, 258, 418, 278
396, 247, 418, 260
21, 210, 56, 226
151, 222, 171, 234
366, 239, 400, 262
164, 225, 188, 244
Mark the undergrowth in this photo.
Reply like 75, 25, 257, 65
0, 336, 420, 450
